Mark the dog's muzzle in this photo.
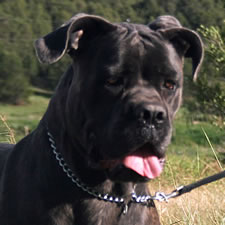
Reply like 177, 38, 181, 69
98, 101, 169, 180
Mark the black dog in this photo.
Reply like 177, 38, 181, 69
0, 14, 203, 225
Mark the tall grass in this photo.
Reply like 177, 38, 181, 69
0, 114, 16, 144
0, 95, 49, 141
0, 95, 224, 224
150, 131, 225, 225
155, 183, 225, 225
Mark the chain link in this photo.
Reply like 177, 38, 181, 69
47, 130, 181, 210
48, 132, 126, 204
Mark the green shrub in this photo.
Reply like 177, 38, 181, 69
0, 50, 30, 104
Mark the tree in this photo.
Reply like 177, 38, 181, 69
188, 23, 225, 128
0, 50, 30, 104
1, 0, 225, 103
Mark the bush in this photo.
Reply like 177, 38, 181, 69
0, 50, 30, 104
186, 23, 225, 128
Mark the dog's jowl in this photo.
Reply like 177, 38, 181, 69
0, 14, 203, 225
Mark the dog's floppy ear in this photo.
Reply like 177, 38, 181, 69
149, 16, 204, 81
34, 13, 117, 64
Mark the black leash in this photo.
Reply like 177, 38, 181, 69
178, 170, 225, 196
161, 170, 225, 202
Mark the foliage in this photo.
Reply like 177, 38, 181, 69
0, 49, 30, 104
190, 24, 225, 128
199, 24, 225, 74
0, 0, 225, 103
194, 76, 225, 122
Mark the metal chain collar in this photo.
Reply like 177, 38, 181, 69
47, 130, 182, 214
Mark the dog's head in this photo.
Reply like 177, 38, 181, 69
35, 14, 203, 182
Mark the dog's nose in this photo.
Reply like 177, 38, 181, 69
138, 105, 166, 125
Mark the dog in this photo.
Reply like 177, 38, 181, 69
0, 14, 203, 225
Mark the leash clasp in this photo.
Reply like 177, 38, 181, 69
154, 186, 184, 202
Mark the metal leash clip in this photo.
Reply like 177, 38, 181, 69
154, 186, 184, 202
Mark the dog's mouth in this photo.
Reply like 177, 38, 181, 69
100, 143, 165, 180
122, 151, 165, 179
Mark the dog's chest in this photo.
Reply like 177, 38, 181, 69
73, 199, 160, 225
49, 204, 74, 225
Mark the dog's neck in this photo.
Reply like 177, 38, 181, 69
39, 121, 154, 209
38, 93, 160, 224
42, 121, 146, 197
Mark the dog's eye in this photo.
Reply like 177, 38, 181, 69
164, 80, 176, 90
105, 77, 124, 94
106, 77, 123, 87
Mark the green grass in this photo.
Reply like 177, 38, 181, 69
0, 95, 49, 142
169, 108, 225, 165
0, 94, 224, 162
1, 95, 224, 147
0, 95, 224, 224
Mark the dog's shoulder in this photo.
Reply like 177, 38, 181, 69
0, 143, 15, 156
0, 143, 14, 151
0, 143, 14, 163
0, 143, 15, 180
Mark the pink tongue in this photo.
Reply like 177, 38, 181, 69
122, 155, 162, 179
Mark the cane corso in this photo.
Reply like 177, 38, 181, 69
0, 14, 203, 225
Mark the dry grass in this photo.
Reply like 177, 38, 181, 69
0, 114, 16, 144
1, 105, 224, 224
150, 155, 225, 225
152, 181, 225, 225
150, 126, 225, 225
